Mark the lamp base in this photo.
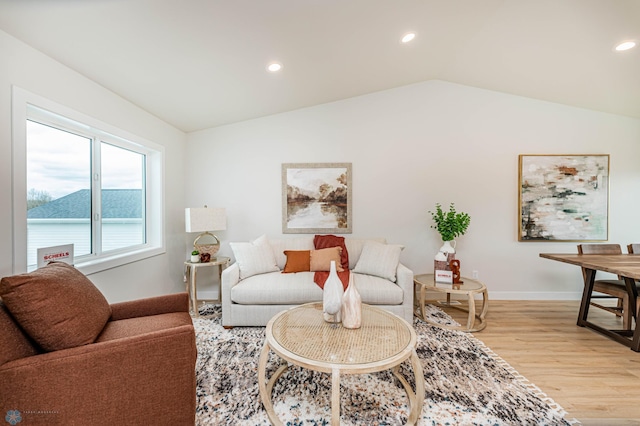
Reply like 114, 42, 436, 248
194, 232, 220, 261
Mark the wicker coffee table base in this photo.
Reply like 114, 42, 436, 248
258, 341, 425, 426
257, 303, 424, 426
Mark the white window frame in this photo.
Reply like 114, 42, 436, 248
12, 86, 165, 275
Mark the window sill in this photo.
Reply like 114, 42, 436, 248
75, 246, 166, 276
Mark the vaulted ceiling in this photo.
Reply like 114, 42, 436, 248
1, 0, 638, 132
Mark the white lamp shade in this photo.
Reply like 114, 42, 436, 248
185, 207, 226, 233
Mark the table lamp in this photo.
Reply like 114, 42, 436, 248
185, 206, 226, 261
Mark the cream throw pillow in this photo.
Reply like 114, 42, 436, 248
230, 234, 279, 279
352, 240, 403, 282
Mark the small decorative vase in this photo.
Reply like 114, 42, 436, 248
342, 274, 362, 329
435, 240, 456, 275
190, 254, 200, 263
439, 240, 456, 263
439, 240, 456, 256
323, 260, 343, 323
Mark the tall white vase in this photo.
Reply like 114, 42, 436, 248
322, 260, 343, 323
342, 273, 362, 329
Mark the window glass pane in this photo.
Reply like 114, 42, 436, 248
26, 120, 91, 268
101, 142, 145, 252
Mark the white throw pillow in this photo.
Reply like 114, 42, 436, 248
352, 240, 403, 282
345, 238, 386, 269
230, 235, 279, 279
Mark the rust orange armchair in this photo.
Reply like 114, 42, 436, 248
0, 262, 196, 425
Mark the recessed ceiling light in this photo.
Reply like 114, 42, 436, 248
401, 33, 416, 44
615, 41, 636, 51
266, 62, 282, 72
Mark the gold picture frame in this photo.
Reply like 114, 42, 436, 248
518, 154, 609, 241
282, 163, 352, 234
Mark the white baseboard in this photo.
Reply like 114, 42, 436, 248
427, 291, 584, 301
486, 291, 583, 300
196, 290, 219, 301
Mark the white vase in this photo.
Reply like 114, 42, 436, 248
434, 251, 447, 261
434, 241, 456, 260
190, 254, 200, 263
439, 240, 456, 255
435, 240, 456, 274
342, 273, 362, 329
322, 260, 343, 323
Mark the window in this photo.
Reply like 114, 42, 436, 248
13, 87, 165, 274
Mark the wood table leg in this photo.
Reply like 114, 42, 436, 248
409, 350, 425, 425
413, 281, 427, 320
426, 290, 487, 332
477, 290, 489, 331
480, 290, 489, 318
632, 323, 640, 352
215, 261, 227, 303
391, 350, 424, 425
466, 292, 476, 330
624, 276, 639, 322
258, 342, 287, 426
331, 368, 340, 426
184, 265, 192, 313
578, 268, 596, 326
625, 276, 640, 352
191, 266, 200, 317
419, 284, 427, 320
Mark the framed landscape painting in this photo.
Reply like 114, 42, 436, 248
518, 154, 609, 242
282, 163, 352, 234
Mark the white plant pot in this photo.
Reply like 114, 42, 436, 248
439, 240, 456, 254
190, 255, 200, 263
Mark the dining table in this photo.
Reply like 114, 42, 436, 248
539, 253, 640, 352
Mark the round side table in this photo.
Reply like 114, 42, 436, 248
413, 273, 488, 332
184, 256, 230, 317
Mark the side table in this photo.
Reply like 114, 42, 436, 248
413, 273, 488, 332
184, 257, 230, 317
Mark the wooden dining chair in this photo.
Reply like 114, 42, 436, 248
577, 244, 638, 330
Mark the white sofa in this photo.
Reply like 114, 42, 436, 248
221, 235, 414, 327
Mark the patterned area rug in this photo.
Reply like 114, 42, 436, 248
194, 305, 576, 425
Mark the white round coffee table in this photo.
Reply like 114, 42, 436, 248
257, 302, 425, 426
413, 273, 489, 332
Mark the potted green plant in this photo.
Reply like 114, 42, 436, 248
428, 203, 470, 254
190, 250, 200, 263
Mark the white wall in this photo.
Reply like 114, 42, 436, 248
186, 80, 640, 300
0, 30, 187, 302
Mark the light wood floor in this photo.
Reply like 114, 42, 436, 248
436, 300, 640, 425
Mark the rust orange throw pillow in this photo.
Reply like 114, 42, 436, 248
282, 250, 311, 273
310, 247, 344, 272
313, 234, 349, 270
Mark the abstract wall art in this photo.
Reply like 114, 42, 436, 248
282, 163, 352, 234
518, 154, 609, 241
